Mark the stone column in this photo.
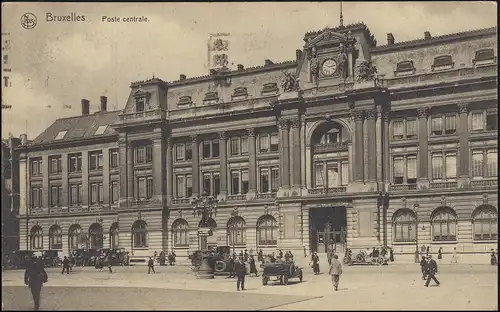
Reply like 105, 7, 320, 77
353, 111, 365, 182
218, 131, 228, 199
300, 120, 307, 190
152, 134, 165, 198
41, 155, 49, 209
247, 128, 257, 199
382, 112, 390, 184
118, 137, 128, 201
81, 151, 89, 207
191, 135, 199, 197
458, 104, 469, 179
417, 107, 429, 182
279, 119, 290, 189
127, 141, 135, 200
366, 109, 377, 181
290, 118, 301, 188
166, 138, 173, 201
61, 153, 68, 208
101, 148, 109, 204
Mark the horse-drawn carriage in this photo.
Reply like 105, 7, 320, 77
262, 261, 303, 285
343, 247, 390, 266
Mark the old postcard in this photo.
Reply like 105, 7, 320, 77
1, 2, 497, 311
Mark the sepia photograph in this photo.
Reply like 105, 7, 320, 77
1, 1, 498, 310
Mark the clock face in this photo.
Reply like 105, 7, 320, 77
322, 59, 338, 76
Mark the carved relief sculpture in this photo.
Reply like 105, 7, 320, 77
338, 43, 349, 80
417, 107, 430, 119
280, 70, 300, 92
308, 47, 319, 85
355, 60, 377, 83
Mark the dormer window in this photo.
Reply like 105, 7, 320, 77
232, 87, 248, 100
94, 125, 107, 135
473, 49, 495, 66
54, 130, 67, 140
133, 87, 151, 112
203, 92, 219, 105
178, 96, 192, 107
395, 60, 416, 76
136, 98, 145, 112
432, 55, 454, 71
261, 83, 278, 95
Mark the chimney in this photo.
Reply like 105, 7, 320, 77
179, 74, 186, 81
387, 33, 395, 45
424, 31, 432, 40
264, 59, 274, 66
100, 96, 107, 112
81, 99, 90, 115
210, 69, 217, 76
296, 49, 303, 62
237, 64, 244, 71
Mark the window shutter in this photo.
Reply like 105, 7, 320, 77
393, 121, 404, 137
393, 157, 404, 177
472, 112, 484, 130
432, 153, 443, 179
407, 156, 417, 179
406, 119, 417, 136
431, 117, 443, 132
472, 151, 484, 177
487, 149, 497, 177
445, 153, 457, 179
445, 115, 456, 130
341, 161, 349, 186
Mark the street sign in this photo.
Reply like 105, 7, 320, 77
198, 228, 213, 236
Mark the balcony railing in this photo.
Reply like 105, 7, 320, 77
128, 197, 165, 208
256, 193, 276, 199
119, 109, 167, 123
470, 179, 498, 187
390, 184, 418, 191
429, 181, 458, 189
313, 142, 349, 153
172, 198, 190, 205
308, 187, 347, 195
227, 194, 246, 201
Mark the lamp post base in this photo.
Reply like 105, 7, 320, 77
196, 258, 214, 279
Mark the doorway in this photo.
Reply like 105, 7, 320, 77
309, 207, 347, 253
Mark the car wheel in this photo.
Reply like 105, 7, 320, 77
283, 275, 289, 285
377, 257, 384, 265
214, 261, 226, 272
262, 275, 268, 285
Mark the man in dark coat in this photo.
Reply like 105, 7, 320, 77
148, 257, 155, 274
227, 255, 235, 278
420, 256, 427, 280
424, 255, 440, 287
24, 257, 48, 311
61, 256, 70, 274
235, 257, 247, 291
249, 255, 258, 277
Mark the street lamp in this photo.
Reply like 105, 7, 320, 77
191, 192, 218, 279
412, 203, 420, 263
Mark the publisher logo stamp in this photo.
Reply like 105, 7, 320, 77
21, 13, 37, 29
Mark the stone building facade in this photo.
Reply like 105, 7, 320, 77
17, 23, 497, 263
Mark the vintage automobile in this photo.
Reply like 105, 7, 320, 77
106, 248, 127, 266
262, 261, 303, 285
2, 250, 35, 269
41, 250, 61, 267
343, 247, 389, 266
189, 246, 232, 274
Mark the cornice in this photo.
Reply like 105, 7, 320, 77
16, 135, 119, 153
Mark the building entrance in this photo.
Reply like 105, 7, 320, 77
309, 207, 347, 253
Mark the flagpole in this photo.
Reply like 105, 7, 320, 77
340, 1, 344, 27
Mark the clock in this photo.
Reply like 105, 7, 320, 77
321, 59, 338, 76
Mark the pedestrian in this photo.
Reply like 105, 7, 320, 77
419, 256, 427, 280
228, 255, 235, 278
61, 256, 70, 274
490, 249, 497, 266
414, 248, 420, 263
235, 257, 247, 291
106, 255, 113, 273
450, 247, 458, 264
389, 248, 394, 262
426, 246, 430, 256
328, 254, 342, 291
289, 250, 294, 262
148, 257, 155, 274
303, 246, 307, 258
244, 249, 249, 262
420, 245, 426, 255
437, 247, 443, 263
249, 255, 258, 277
424, 255, 440, 287
278, 249, 283, 259
24, 257, 48, 311
311, 251, 320, 275
327, 249, 333, 265
284, 251, 290, 262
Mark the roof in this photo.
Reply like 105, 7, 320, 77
31, 110, 121, 146
371, 26, 497, 53
303, 22, 377, 47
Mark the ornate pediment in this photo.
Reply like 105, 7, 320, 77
304, 28, 352, 49
133, 86, 151, 100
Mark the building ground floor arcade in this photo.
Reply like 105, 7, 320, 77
19, 189, 497, 263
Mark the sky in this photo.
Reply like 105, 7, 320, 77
1, 2, 497, 139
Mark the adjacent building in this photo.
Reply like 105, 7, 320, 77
17, 23, 497, 263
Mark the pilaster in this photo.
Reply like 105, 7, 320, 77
118, 136, 128, 204
366, 109, 377, 181
300, 119, 307, 192
191, 135, 199, 197
382, 112, 390, 185
458, 103, 470, 183
126, 141, 135, 201
417, 107, 429, 187
101, 148, 110, 204
278, 119, 290, 196
353, 110, 365, 182
218, 131, 228, 200
166, 138, 173, 203
81, 151, 89, 207
42, 155, 49, 209
61, 152, 68, 208
246, 128, 257, 200
152, 132, 165, 198
290, 118, 301, 191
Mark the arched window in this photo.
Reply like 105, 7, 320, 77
49, 225, 63, 249
132, 220, 148, 248
431, 207, 457, 241
30, 226, 43, 250
110, 223, 119, 248
320, 128, 342, 144
172, 219, 189, 247
473, 205, 498, 240
257, 215, 278, 246
227, 216, 246, 246
68, 225, 84, 250
198, 218, 217, 229
89, 223, 103, 249
392, 209, 416, 242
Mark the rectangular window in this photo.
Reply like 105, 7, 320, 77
70, 185, 78, 206
176, 175, 185, 198
146, 146, 153, 163
241, 170, 249, 194
110, 150, 119, 168
471, 112, 484, 131
213, 173, 220, 196
212, 140, 220, 158
203, 173, 211, 195
271, 167, 279, 192
487, 149, 497, 177
240, 136, 248, 154
431, 116, 443, 135
186, 175, 193, 197
230, 138, 239, 155
486, 112, 498, 131
432, 153, 444, 180
341, 161, 349, 186
231, 170, 240, 194
393, 157, 404, 184
445, 152, 457, 180
203, 141, 211, 159
407, 156, 417, 184
90, 183, 98, 204
393, 120, 404, 139
176, 143, 185, 161
406, 119, 417, 138
185, 144, 192, 160
270, 134, 279, 152
50, 157, 61, 173
68, 154, 82, 173
78, 185, 83, 205
58, 186, 63, 206
472, 150, 484, 178
137, 178, 146, 199
259, 135, 270, 153
146, 177, 153, 198
89, 152, 103, 170
445, 115, 457, 134
50, 186, 58, 207
260, 168, 269, 193
315, 163, 324, 187
327, 163, 339, 188
111, 182, 119, 203
31, 187, 42, 208
136, 147, 145, 163
98, 183, 104, 203
31, 160, 41, 176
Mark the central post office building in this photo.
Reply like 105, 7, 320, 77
17, 23, 497, 263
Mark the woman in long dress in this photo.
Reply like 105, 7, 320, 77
249, 255, 258, 277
